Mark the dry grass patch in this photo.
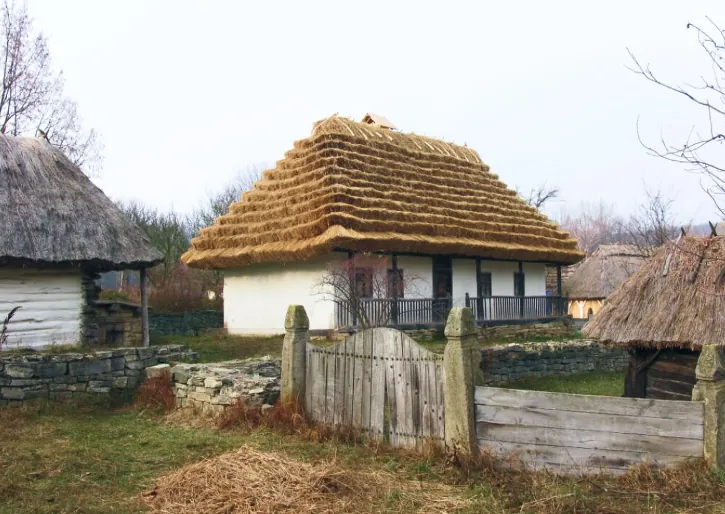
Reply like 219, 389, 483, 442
142, 444, 468, 514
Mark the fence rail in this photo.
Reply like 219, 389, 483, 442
465, 295, 568, 322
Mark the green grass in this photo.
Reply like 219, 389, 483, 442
151, 333, 283, 363
507, 370, 625, 397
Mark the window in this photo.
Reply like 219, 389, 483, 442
514, 272, 525, 297
354, 268, 373, 298
387, 269, 404, 298
478, 272, 492, 297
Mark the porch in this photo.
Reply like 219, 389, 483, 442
334, 294, 569, 330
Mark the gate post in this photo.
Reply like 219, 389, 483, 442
443, 307, 478, 454
694, 344, 725, 469
281, 305, 309, 406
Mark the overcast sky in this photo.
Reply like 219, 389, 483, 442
24, 0, 725, 224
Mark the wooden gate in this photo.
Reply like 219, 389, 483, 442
304, 327, 445, 447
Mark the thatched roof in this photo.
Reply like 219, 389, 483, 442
0, 135, 162, 270
563, 245, 645, 300
583, 236, 725, 349
182, 115, 583, 269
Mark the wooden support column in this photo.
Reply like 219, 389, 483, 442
556, 264, 563, 315
140, 267, 150, 347
391, 254, 398, 325
518, 261, 525, 319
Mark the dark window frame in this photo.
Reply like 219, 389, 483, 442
514, 271, 525, 297
478, 271, 492, 297
386, 268, 404, 298
354, 268, 374, 299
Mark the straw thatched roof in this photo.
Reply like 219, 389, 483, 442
583, 236, 725, 349
563, 245, 645, 300
182, 115, 583, 269
0, 135, 162, 270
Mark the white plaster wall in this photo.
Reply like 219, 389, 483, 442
479, 261, 518, 296
224, 253, 346, 335
523, 263, 547, 296
451, 258, 477, 307
397, 256, 432, 298
0, 268, 82, 349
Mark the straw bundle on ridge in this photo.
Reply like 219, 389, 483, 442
142, 445, 468, 514
583, 236, 725, 349
182, 116, 583, 269
0, 135, 161, 269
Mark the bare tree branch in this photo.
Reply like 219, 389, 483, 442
517, 183, 560, 209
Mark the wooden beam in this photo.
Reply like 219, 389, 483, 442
556, 264, 562, 296
140, 267, 150, 347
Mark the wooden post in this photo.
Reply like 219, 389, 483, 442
443, 307, 479, 453
556, 264, 563, 315
140, 267, 149, 347
281, 305, 309, 406
518, 262, 525, 319
694, 345, 725, 469
623, 349, 648, 398
391, 254, 398, 325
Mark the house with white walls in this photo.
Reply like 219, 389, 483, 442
182, 114, 583, 335
0, 135, 161, 349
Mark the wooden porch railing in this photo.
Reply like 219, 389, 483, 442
464, 294, 568, 321
334, 295, 568, 329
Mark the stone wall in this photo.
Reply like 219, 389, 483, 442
478, 320, 576, 342
149, 310, 224, 336
0, 345, 197, 405
480, 340, 628, 385
170, 357, 280, 415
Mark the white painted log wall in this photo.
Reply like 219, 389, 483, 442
475, 386, 704, 474
0, 268, 83, 349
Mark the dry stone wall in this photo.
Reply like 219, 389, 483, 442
0, 345, 197, 405
170, 357, 281, 415
480, 340, 628, 385
149, 310, 223, 336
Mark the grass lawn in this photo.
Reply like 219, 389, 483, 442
3, 393, 725, 514
507, 370, 625, 397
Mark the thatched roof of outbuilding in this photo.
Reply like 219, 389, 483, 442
583, 236, 725, 350
182, 115, 583, 269
563, 245, 645, 300
0, 135, 162, 270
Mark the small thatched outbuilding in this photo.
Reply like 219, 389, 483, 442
0, 135, 162, 349
583, 235, 725, 400
563, 245, 645, 319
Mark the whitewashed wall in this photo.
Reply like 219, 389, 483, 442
0, 268, 83, 349
452, 258, 477, 307
523, 263, 547, 296
479, 260, 517, 296
224, 253, 345, 335
397, 256, 432, 298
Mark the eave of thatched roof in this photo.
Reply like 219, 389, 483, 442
582, 236, 725, 350
182, 115, 584, 269
563, 245, 645, 299
0, 135, 162, 270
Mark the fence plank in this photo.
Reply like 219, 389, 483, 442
435, 360, 446, 440
474, 387, 703, 421
420, 347, 433, 439
351, 333, 365, 428
475, 404, 703, 439
477, 423, 703, 457
370, 329, 386, 440
325, 346, 337, 425
343, 336, 355, 426
479, 441, 692, 474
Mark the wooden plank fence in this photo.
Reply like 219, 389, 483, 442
304, 327, 445, 447
475, 387, 704, 474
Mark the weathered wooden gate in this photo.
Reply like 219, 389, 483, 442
304, 328, 445, 447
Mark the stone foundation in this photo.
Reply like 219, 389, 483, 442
0, 345, 197, 405
170, 357, 281, 415
478, 320, 575, 342
480, 340, 628, 385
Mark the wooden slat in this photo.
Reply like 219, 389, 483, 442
420, 346, 433, 439
435, 360, 446, 440
648, 366, 697, 386
477, 423, 703, 457
304, 344, 316, 420
343, 336, 355, 426
648, 376, 696, 397
648, 387, 691, 401
370, 329, 386, 440
475, 387, 703, 421
475, 404, 702, 439
333, 343, 346, 426
324, 346, 337, 424
388, 330, 405, 446
479, 441, 692, 474
352, 333, 365, 428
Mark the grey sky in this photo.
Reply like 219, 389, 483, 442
25, 0, 725, 224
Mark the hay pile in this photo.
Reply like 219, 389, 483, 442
583, 235, 725, 349
182, 115, 583, 269
143, 445, 468, 514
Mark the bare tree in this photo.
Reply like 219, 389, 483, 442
315, 254, 421, 329
0, 1, 100, 171
189, 165, 266, 237
628, 18, 724, 215
624, 187, 679, 256
557, 201, 627, 255
517, 183, 560, 209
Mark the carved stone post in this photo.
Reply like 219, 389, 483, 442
694, 344, 725, 469
281, 305, 309, 406
443, 307, 478, 454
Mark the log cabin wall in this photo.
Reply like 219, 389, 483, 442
624, 349, 698, 400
